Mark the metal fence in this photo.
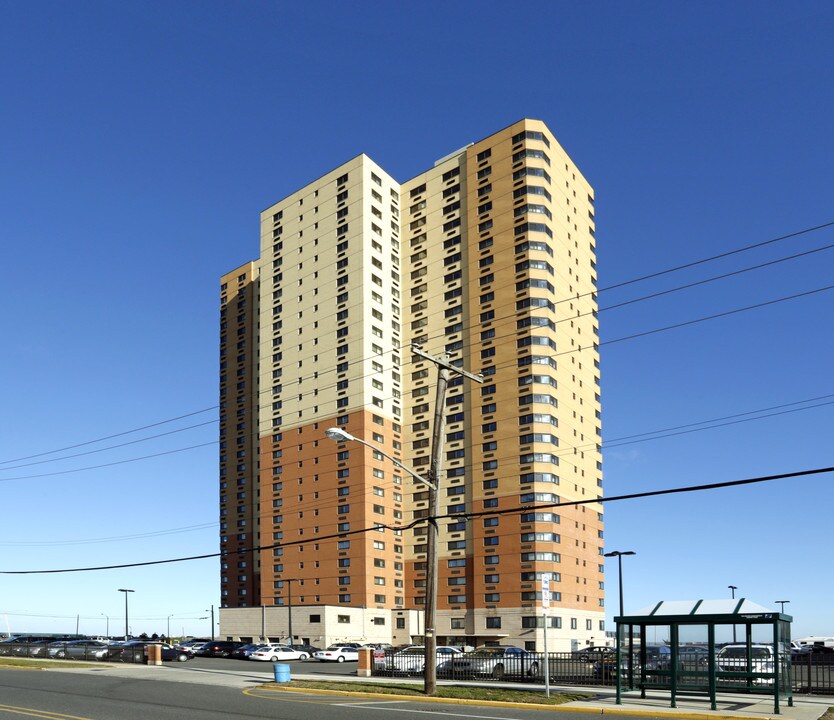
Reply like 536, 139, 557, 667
371, 649, 834, 694
0, 641, 146, 663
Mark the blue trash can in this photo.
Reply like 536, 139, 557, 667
273, 663, 291, 682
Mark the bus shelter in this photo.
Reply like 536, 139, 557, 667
612, 599, 793, 713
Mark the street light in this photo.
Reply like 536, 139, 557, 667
204, 606, 215, 641
324, 429, 435, 489
603, 551, 636, 617
101, 613, 109, 639
167, 615, 173, 641
775, 600, 790, 613
326, 427, 440, 694
729, 585, 738, 642
118, 589, 134, 641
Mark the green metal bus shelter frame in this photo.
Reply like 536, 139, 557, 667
612, 599, 793, 713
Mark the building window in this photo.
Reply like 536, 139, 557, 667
485, 617, 501, 629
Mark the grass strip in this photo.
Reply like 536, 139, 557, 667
272, 679, 591, 705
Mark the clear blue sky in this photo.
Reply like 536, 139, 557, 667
1, 1, 832, 640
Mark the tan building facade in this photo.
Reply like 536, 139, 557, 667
218, 119, 604, 651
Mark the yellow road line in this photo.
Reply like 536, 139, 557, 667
0, 705, 94, 720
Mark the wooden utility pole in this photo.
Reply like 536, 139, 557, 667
411, 344, 482, 695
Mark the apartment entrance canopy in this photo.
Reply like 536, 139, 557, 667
613, 599, 793, 714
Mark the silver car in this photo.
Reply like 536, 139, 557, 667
439, 645, 540, 680
49, 640, 111, 660
390, 645, 463, 674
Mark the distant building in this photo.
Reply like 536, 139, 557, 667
218, 119, 603, 651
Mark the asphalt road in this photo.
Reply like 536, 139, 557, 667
0, 666, 608, 720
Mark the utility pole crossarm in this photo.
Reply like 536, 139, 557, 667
411, 345, 484, 384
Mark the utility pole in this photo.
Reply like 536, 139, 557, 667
411, 344, 482, 696
287, 579, 294, 647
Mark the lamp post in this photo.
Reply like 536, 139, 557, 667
326, 426, 440, 694
101, 613, 109, 639
205, 606, 215, 641
117, 589, 134, 641
729, 585, 738, 642
167, 615, 173, 642
603, 551, 636, 617
775, 600, 790, 613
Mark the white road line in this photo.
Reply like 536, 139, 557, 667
331, 701, 409, 705
330, 704, 533, 720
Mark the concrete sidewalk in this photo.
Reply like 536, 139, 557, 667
44, 663, 831, 720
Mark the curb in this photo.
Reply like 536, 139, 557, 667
254, 682, 770, 720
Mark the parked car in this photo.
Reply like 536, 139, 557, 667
679, 645, 710, 666
48, 640, 111, 661
795, 645, 834, 664
390, 645, 463, 674
111, 641, 192, 662
197, 641, 244, 657
805, 645, 834, 654
0, 636, 64, 657
716, 643, 775, 684
230, 643, 264, 660
248, 643, 308, 662
572, 645, 615, 663
291, 643, 321, 655
438, 645, 540, 680
176, 640, 210, 653
312, 645, 359, 662
593, 645, 672, 678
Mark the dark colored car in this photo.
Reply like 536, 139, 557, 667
198, 641, 244, 657
573, 645, 616, 663
593, 645, 673, 678
679, 645, 710, 666
291, 643, 321, 655
113, 641, 192, 662
795, 645, 834, 664
0, 636, 66, 657
230, 643, 263, 659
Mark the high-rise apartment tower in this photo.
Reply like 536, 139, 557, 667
218, 119, 604, 651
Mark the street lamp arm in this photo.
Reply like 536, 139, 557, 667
325, 428, 436, 489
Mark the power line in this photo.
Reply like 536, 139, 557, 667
603, 395, 834, 448
597, 220, 834, 293
599, 241, 834, 313
3, 464, 831, 575
8, 220, 831, 468
0, 419, 218, 471
0, 523, 217, 547
0, 406, 218, 466
0, 442, 217, 482
594, 283, 834, 351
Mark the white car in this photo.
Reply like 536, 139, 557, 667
248, 643, 308, 662
390, 645, 464, 674
716, 644, 776, 684
313, 645, 359, 662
